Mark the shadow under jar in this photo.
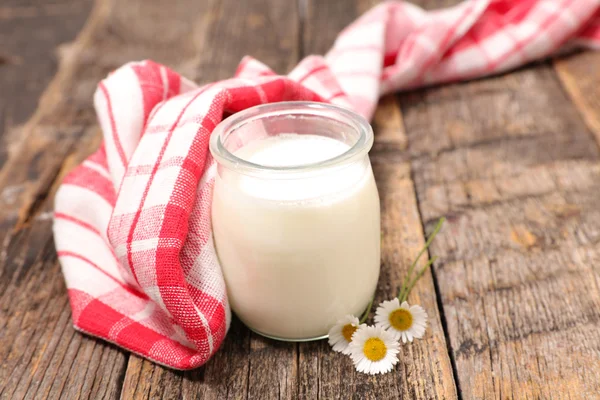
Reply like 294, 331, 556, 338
209, 102, 381, 341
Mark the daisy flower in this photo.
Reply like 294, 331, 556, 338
375, 298, 427, 343
328, 315, 362, 355
348, 325, 399, 375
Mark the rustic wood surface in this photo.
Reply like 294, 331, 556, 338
1, 0, 599, 398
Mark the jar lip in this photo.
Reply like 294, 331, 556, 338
209, 101, 374, 175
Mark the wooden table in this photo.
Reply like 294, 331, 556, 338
1, 0, 600, 398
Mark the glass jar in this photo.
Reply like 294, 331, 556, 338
209, 102, 380, 341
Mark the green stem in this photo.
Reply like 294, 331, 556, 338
399, 256, 437, 303
397, 217, 445, 301
359, 296, 374, 324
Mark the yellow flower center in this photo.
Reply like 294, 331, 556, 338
342, 324, 358, 342
363, 338, 387, 361
389, 308, 413, 331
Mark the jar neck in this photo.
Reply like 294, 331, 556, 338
209, 101, 374, 178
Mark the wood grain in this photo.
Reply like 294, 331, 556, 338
0, 0, 93, 157
401, 62, 600, 399
372, 95, 408, 152
554, 51, 600, 148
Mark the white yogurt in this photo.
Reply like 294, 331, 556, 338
212, 133, 380, 339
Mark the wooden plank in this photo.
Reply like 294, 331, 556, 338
297, 1, 457, 399
401, 59, 600, 399
193, 0, 300, 82
372, 95, 409, 152
554, 52, 600, 147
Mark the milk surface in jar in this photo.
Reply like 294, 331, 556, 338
210, 102, 381, 341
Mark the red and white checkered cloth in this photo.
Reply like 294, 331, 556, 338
53, 0, 600, 369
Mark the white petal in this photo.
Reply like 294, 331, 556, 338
412, 325, 426, 339
384, 298, 401, 309
356, 358, 371, 374
401, 332, 408, 343
409, 304, 426, 313
374, 309, 391, 329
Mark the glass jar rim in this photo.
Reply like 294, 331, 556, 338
209, 101, 374, 176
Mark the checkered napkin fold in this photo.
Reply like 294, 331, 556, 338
53, 0, 600, 369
